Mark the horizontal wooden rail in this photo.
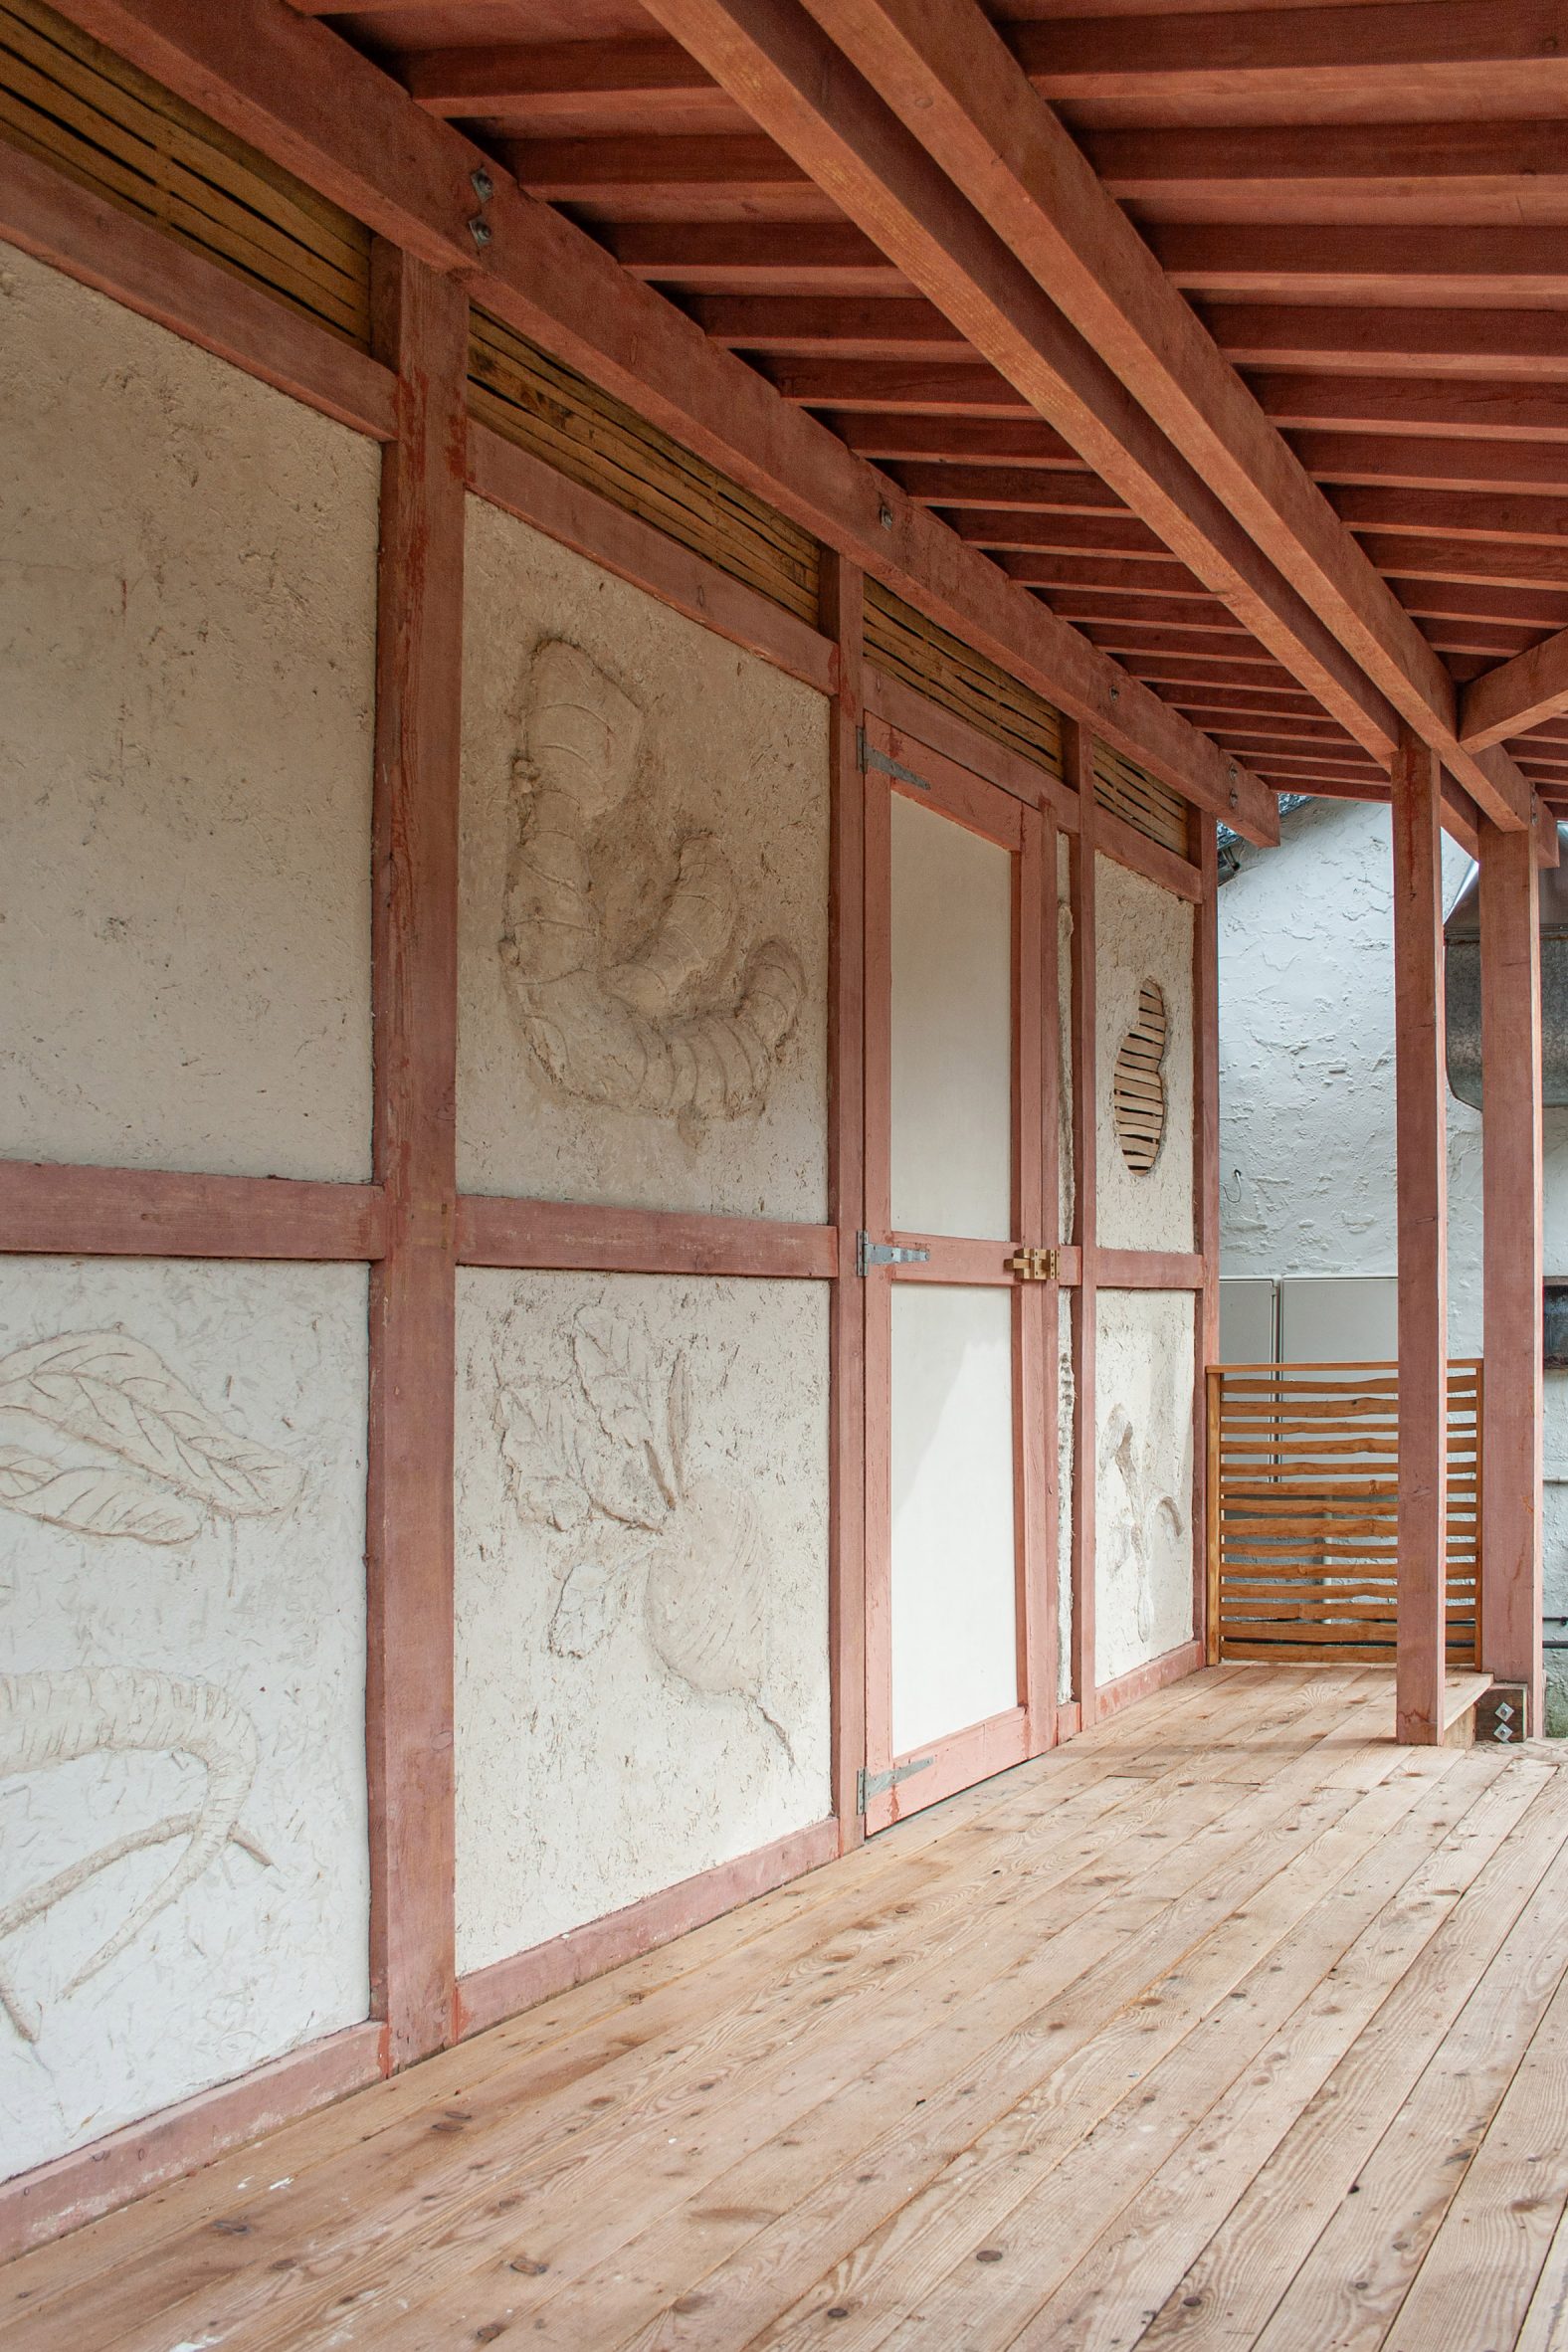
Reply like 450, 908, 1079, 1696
1207, 1358, 1480, 1668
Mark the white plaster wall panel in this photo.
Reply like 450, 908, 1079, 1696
0, 242, 377, 1182
1058, 1288, 1075, 1704
454, 1269, 830, 1972
1058, 830, 1076, 1244
889, 1283, 1016, 1754
0, 1257, 370, 2180
1094, 1288, 1195, 1685
458, 498, 830, 1221
1094, 855, 1195, 1254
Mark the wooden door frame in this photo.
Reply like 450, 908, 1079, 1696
860, 711, 1061, 1832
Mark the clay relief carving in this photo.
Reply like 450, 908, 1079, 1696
0, 1669, 269, 2044
0, 1328, 299, 2039
499, 639, 804, 1145
1112, 978, 1169, 1174
1099, 1397, 1187, 1652
499, 1299, 788, 1750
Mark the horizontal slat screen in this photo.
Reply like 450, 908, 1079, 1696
0, 0, 370, 344
865, 583, 1065, 780
1209, 1360, 1480, 1667
1093, 741, 1192, 858
469, 308, 820, 623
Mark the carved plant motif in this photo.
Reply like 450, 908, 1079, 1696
499, 1302, 787, 1750
0, 1668, 270, 2043
499, 639, 805, 1144
0, 1328, 299, 2038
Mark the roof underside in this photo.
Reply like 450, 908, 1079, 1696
289, 0, 1568, 822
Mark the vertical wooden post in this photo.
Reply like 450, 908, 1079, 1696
823, 551, 868, 1853
1016, 806, 1057, 1753
1192, 813, 1222, 1663
1392, 723, 1449, 1745
366, 243, 468, 2063
1038, 812, 1064, 1747
1479, 814, 1545, 1726
1066, 720, 1098, 1725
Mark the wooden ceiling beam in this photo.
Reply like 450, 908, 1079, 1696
766, 357, 1034, 411
1256, 374, 1568, 439
1080, 119, 1568, 206
828, 411, 1079, 463
504, 132, 811, 204
1154, 684, 1329, 717
1078, 623, 1285, 663
640, 0, 1420, 782
1290, 433, 1568, 494
1043, 591, 1251, 630
1012, 4, 1568, 102
402, 39, 718, 123
1366, 536, 1568, 591
951, 509, 1176, 557
1151, 224, 1568, 306
999, 553, 1210, 595
791, 0, 1536, 831
1334, 486, 1568, 544
1464, 629, 1568, 748
690, 293, 966, 353
41, 0, 1275, 841
1125, 657, 1305, 690
601, 220, 899, 287
891, 462, 1124, 510
1394, 581, 1568, 629
1210, 304, 1568, 382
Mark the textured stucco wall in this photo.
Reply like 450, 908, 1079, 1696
1219, 798, 1568, 1719
0, 242, 377, 1182
1094, 854, 1195, 1254
1094, 1288, 1195, 1685
459, 498, 830, 1221
0, 1258, 370, 2180
454, 1269, 831, 1973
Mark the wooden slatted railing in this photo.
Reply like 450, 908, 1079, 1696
1207, 1360, 1480, 1667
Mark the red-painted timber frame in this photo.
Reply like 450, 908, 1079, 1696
0, 98, 1224, 2253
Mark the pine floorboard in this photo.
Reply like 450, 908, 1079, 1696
7, 1665, 1568, 2350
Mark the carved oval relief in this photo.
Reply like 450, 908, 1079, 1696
1112, 978, 1168, 1173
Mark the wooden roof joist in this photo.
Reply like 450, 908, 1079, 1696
709, 0, 1532, 842
1153, 225, 1568, 307
1256, 374, 1568, 440
641, 0, 1535, 840
38, 0, 1276, 841
1013, 2, 1568, 114
1079, 119, 1568, 217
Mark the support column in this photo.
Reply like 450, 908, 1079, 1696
366, 244, 468, 2063
1392, 723, 1449, 1744
823, 551, 868, 1852
1066, 720, 1097, 1724
1479, 815, 1545, 1726
1193, 813, 1221, 1662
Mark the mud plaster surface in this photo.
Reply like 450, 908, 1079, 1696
454, 1270, 831, 1972
0, 1258, 369, 2180
1094, 1288, 1195, 1685
1094, 855, 1195, 1254
0, 244, 378, 1182
459, 499, 830, 1220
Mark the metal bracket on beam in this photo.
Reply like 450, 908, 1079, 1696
858, 1755, 934, 1814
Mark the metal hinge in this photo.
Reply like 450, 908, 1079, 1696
857, 1231, 931, 1276
1007, 1246, 1059, 1282
858, 727, 931, 791
858, 1755, 935, 1813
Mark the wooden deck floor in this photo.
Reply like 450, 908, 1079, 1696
9, 1663, 1568, 2350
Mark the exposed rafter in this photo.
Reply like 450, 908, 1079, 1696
1464, 628, 1568, 749
39, 0, 1276, 842
761, 0, 1536, 832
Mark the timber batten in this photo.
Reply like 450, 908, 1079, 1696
0, 0, 369, 342
468, 305, 820, 622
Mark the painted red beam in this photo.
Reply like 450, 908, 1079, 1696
0, 1163, 386, 1259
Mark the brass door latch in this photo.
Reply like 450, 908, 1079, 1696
1007, 1246, 1059, 1282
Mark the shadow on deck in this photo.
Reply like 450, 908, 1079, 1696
7, 1662, 1568, 2349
